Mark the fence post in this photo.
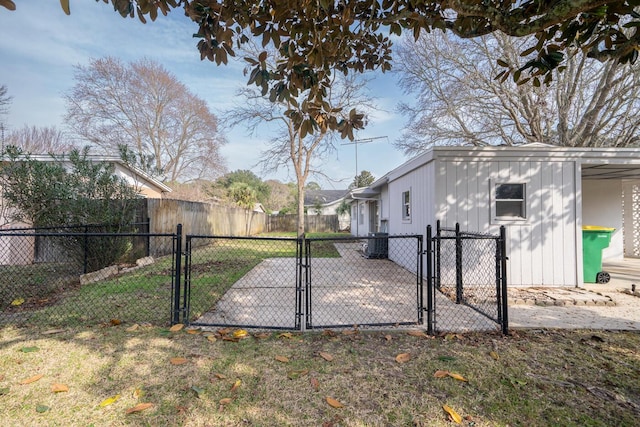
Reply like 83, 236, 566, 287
172, 223, 183, 325
83, 225, 89, 274
425, 225, 433, 335
499, 225, 509, 335
455, 223, 463, 304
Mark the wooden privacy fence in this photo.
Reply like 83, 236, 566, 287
146, 199, 267, 236
266, 214, 339, 233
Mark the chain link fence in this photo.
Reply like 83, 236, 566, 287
426, 223, 508, 334
0, 226, 177, 327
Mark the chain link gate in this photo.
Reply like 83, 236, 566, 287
179, 234, 424, 330
425, 222, 509, 334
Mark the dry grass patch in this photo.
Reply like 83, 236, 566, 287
0, 326, 639, 426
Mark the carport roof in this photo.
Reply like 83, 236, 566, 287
582, 163, 640, 180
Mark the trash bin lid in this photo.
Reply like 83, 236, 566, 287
583, 225, 615, 232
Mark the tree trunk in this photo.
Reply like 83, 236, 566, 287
296, 179, 305, 238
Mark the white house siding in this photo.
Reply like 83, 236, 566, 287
386, 161, 436, 271
582, 179, 624, 260
434, 157, 577, 287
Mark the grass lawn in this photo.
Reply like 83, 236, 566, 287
1, 326, 638, 426
2, 233, 346, 327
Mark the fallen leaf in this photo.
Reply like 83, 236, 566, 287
11, 298, 25, 306
278, 332, 293, 339
110, 319, 122, 326
126, 402, 153, 414
407, 330, 429, 338
20, 374, 44, 385
384, 334, 392, 341
191, 385, 204, 398
213, 373, 227, 380
170, 357, 188, 365
206, 335, 217, 342
36, 404, 50, 413
275, 355, 289, 363
176, 405, 188, 414
319, 351, 334, 362
322, 329, 337, 337
186, 328, 201, 335
310, 377, 320, 391
41, 329, 65, 335
99, 394, 121, 407
443, 404, 462, 424
342, 330, 358, 336
395, 353, 411, 363
133, 388, 144, 399
126, 324, 139, 332
434, 370, 450, 378
20, 346, 39, 353
217, 328, 232, 335
51, 383, 69, 393
169, 324, 184, 332
253, 332, 270, 339
232, 329, 248, 339
288, 369, 309, 380
489, 351, 499, 360
326, 396, 344, 408
448, 372, 468, 382
230, 379, 241, 392
219, 397, 233, 405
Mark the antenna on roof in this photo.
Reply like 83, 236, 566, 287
341, 136, 388, 182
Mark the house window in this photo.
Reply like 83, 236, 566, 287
358, 203, 364, 225
495, 183, 526, 218
402, 190, 411, 221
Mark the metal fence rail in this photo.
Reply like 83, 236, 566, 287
426, 222, 508, 334
0, 227, 177, 327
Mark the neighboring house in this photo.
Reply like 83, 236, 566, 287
348, 143, 640, 287
304, 189, 350, 231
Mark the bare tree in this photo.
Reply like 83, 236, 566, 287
64, 57, 226, 182
394, 32, 640, 154
223, 46, 373, 235
0, 84, 10, 117
5, 125, 76, 154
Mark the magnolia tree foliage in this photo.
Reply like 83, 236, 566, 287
7, 0, 639, 138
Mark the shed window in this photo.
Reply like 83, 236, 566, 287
495, 183, 526, 218
402, 190, 411, 221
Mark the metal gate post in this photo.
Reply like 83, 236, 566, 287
425, 225, 434, 335
294, 235, 306, 331
499, 226, 509, 335
417, 235, 424, 325
171, 224, 183, 325
304, 237, 312, 331
455, 223, 463, 304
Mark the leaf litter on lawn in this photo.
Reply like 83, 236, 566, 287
1, 326, 640, 426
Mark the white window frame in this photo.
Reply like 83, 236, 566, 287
491, 181, 528, 224
401, 189, 411, 222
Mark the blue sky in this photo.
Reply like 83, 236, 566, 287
0, 1, 409, 188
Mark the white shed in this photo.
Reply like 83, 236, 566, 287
349, 143, 640, 287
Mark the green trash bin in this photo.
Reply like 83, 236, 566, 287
582, 226, 615, 284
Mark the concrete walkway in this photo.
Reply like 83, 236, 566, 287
508, 258, 640, 330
